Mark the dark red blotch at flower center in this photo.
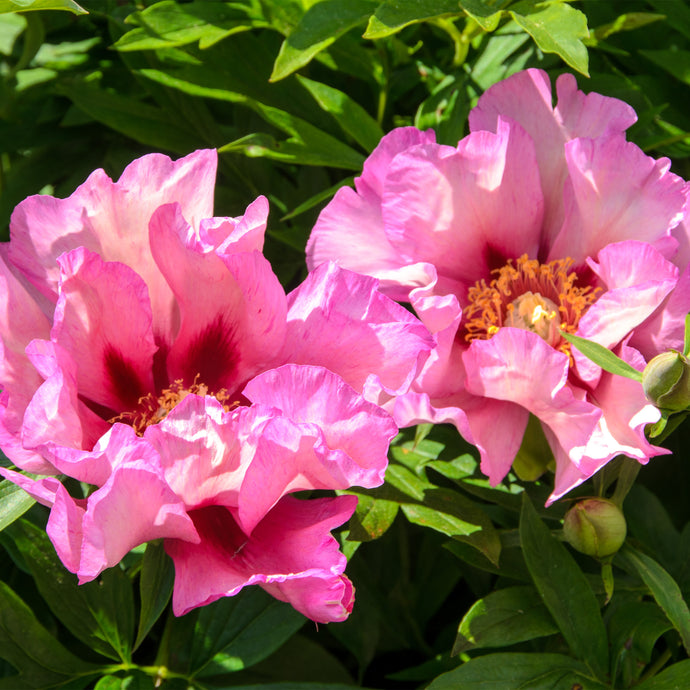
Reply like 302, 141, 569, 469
463, 254, 600, 359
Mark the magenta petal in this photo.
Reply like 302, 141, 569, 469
197, 195, 269, 255
149, 203, 287, 391
463, 329, 601, 461
470, 69, 637, 244
550, 135, 686, 264
168, 495, 357, 623
23, 340, 109, 461
52, 247, 157, 413
78, 457, 199, 582
382, 118, 543, 284
145, 394, 250, 509
8, 150, 216, 314
283, 262, 432, 400
46, 483, 88, 574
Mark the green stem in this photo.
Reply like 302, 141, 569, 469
611, 458, 640, 507
432, 18, 469, 66
639, 647, 673, 683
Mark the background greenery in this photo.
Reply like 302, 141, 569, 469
2, 1, 690, 688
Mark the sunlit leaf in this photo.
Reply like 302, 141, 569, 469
561, 331, 642, 381
0, 0, 86, 14
363, 0, 463, 39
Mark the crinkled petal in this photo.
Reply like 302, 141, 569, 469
470, 69, 637, 245
550, 135, 686, 265
167, 495, 357, 623
574, 241, 678, 383
239, 364, 395, 533
149, 203, 287, 392
52, 247, 157, 413
144, 394, 254, 510
77, 457, 199, 582
463, 329, 601, 464
382, 118, 543, 285
8, 151, 216, 345
197, 195, 269, 255
283, 262, 433, 401
23, 340, 109, 462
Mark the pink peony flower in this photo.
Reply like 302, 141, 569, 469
307, 69, 690, 502
0, 149, 433, 621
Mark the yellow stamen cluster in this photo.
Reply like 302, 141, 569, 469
110, 375, 237, 435
463, 254, 600, 357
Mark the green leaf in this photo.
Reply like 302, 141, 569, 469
590, 12, 664, 42
608, 597, 673, 687
453, 586, 558, 654
114, 1, 266, 52
641, 49, 690, 86
7, 519, 135, 662
509, 0, 589, 76
167, 587, 305, 675
94, 673, 156, 690
684, 312, 690, 357
0, 479, 34, 532
270, 0, 378, 81
635, 659, 690, 689
620, 546, 690, 655
134, 541, 174, 651
647, 0, 690, 41
0, 0, 86, 14
346, 492, 399, 542
426, 652, 608, 689
520, 494, 608, 679
295, 75, 383, 151
363, 0, 462, 39
56, 77, 202, 154
561, 331, 643, 381
0, 581, 98, 689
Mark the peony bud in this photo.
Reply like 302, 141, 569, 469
642, 351, 690, 412
563, 498, 627, 559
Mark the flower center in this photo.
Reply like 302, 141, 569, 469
463, 254, 599, 357
110, 375, 238, 435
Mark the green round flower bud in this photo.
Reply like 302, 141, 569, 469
642, 351, 690, 412
563, 498, 627, 559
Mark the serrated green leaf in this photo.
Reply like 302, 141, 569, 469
0, 581, 98, 688
114, 1, 266, 52
0, 479, 35, 532
426, 652, 608, 689
0, 0, 86, 14
620, 546, 690, 655
453, 586, 558, 654
134, 541, 174, 651
510, 0, 589, 76
459, 0, 503, 31
7, 519, 135, 662
561, 331, 643, 381
520, 494, 608, 679
363, 0, 462, 39
296, 75, 383, 151
270, 0, 378, 81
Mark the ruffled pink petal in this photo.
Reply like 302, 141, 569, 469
469, 69, 636, 246
7, 151, 216, 345
629, 263, 690, 360
144, 394, 253, 509
382, 118, 543, 285
52, 247, 157, 414
196, 195, 269, 255
463, 329, 601, 464
550, 135, 686, 265
77, 457, 199, 582
22, 340, 109, 462
283, 262, 433, 401
0, 255, 51, 470
573, 242, 678, 383
0, 468, 61, 507
168, 495, 357, 623
46, 483, 88, 574
149, 203, 287, 393
239, 364, 395, 533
